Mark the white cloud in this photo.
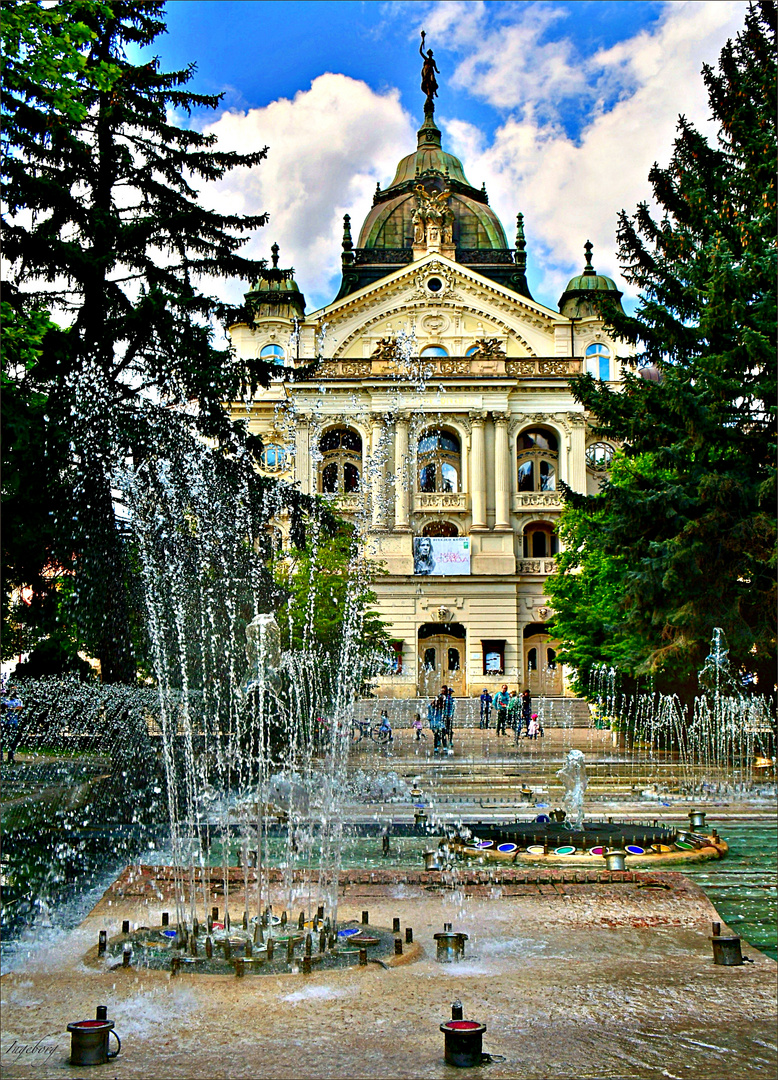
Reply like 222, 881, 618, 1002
435, 1, 748, 305
200, 73, 415, 312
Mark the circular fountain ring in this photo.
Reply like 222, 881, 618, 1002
554, 846, 576, 856
497, 843, 518, 854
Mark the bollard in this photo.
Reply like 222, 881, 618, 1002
305, 933, 312, 957
712, 934, 745, 966
211, 906, 219, 922
267, 938, 274, 961
205, 936, 213, 959
359, 948, 368, 966
192, 918, 199, 937
170, 956, 181, 977
298, 911, 306, 930
207, 915, 213, 933
604, 849, 627, 872
424, 850, 442, 871
394, 938, 403, 956
317, 904, 325, 920
243, 911, 249, 930
223, 939, 232, 960
224, 912, 231, 932
319, 930, 327, 954
434, 928, 468, 963
190, 935, 198, 957
67, 1016, 121, 1066
245, 939, 253, 958
98, 931, 107, 956
235, 957, 245, 978
405, 927, 413, 944
440, 1001, 486, 1069
302, 956, 312, 975
122, 945, 131, 968
393, 917, 401, 933
121, 920, 130, 935
362, 910, 369, 925
281, 910, 288, 927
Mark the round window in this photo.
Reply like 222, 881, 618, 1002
426, 277, 443, 293
585, 442, 614, 470
261, 444, 287, 471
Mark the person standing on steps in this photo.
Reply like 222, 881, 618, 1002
443, 685, 456, 752
494, 684, 510, 736
479, 688, 492, 729
521, 689, 532, 738
507, 690, 521, 736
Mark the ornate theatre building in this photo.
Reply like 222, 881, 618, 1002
228, 56, 627, 701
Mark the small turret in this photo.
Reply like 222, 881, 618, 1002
245, 243, 306, 321
558, 240, 622, 318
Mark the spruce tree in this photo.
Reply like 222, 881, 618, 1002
548, 2, 776, 693
2, 1, 287, 680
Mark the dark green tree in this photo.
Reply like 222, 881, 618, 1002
1, 1, 291, 680
548, 1, 776, 694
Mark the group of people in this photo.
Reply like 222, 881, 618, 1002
479, 686, 543, 740
426, 685, 456, 753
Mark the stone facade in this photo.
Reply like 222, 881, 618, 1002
228, 102, 628, 699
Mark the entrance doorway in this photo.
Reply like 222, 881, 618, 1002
418, 623, 466, 698
524, 623, 563, 696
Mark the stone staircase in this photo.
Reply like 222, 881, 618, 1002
358, 696, 592, 728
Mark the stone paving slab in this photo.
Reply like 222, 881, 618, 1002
1, 866, 775, 1080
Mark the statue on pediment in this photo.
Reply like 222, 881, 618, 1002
372, 336, 399, 360
470, 338, 506, 359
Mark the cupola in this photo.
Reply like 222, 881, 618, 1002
245, 243, 306, 321
558, 241, 622, 318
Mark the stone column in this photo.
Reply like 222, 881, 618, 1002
370, 414, 387, 530
394, 413, 410, 531
493, 414, 511, 530
567, 413, 587, 493
295, 414, 311, 495
469, 411, 487, 531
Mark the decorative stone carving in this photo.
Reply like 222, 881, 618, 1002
413, 185, 455, 248
372, 337, 398, 360
469, 337, 506, 358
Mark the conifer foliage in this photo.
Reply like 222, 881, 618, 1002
1, 2, 287, 680
547, 2, 776, 693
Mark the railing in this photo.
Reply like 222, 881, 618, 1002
413, 492, 468, 513
512, 492, 563, 511
313, 357, 582, 380
517, 558, 557, 575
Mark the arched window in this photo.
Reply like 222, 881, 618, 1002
260, 444, 288, 472
424, 648, 436, 670
420, 345, 448, 357
547, 648, 557, 670
260, 344, 285, 363
585, 343, 611, 381
522, 524, 558, 558
448, 648, 460, 671
527, 647, 537, 671
318, 427, 362, 493
517, 428, 558, 493
422, 521, 459, 537
418, 429, 461, 493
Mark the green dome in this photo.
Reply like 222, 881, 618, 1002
558, 241, 622, 317
357, 114, 507, 252
245, 244, 305, 319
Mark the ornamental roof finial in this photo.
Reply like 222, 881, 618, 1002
583, 239, 595, 274
271, 242, 280, 268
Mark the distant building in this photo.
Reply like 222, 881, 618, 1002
228, 68, 627, 700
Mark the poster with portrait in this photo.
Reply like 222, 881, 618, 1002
413, 537, 470, 575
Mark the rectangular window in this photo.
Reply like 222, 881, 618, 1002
482, 639, 505, 675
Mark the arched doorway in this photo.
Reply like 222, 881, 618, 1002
418, 622, 466, 698
524, 622, 563, 696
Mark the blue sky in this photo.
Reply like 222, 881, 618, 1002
135, 1, 747, 313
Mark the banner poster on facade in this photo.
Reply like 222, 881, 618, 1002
412, 537, 470, 576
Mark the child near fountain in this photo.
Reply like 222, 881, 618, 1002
411, 712, 426, 741
527, 713, 539, 739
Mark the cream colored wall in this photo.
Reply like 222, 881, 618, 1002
228, 254, 629, 700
